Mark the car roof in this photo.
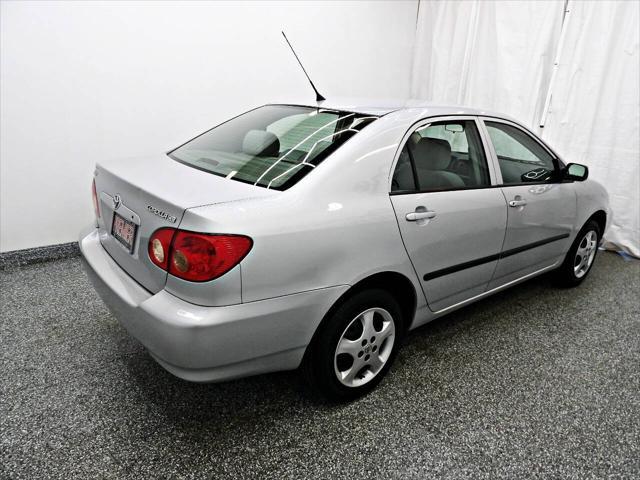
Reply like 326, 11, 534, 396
276, 97, 516, 122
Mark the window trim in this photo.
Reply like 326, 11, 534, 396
388, 116, 500, 195
478, 117, 565, 187
388, 114, 570, 196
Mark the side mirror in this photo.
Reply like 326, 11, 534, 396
564, 163, 589, 181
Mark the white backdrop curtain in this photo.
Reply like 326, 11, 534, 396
411, 0, 639, 257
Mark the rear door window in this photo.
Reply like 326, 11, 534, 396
169, 105, 376, 190
392, 120, 490, 192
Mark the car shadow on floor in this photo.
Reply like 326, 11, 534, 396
113, 264, 592, 437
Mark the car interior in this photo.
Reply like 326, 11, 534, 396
485, 122, 556, 184
177, 108, 377, 189
392, 121, 489, 192
392, 120, 558, 192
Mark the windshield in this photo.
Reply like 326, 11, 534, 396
169, 105, 377, 190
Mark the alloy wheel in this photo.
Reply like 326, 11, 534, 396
333, 307, 396, 388
574, 230, 598, 279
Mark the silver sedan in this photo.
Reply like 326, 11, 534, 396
80, 100, 610, 400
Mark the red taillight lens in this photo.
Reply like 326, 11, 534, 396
148, 229, 252, 282
148, 228, 176, 270
92, 179, 100, 219
169, 232, 253, 282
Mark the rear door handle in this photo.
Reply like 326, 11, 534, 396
406, 211, 437, 221
509, 198, 527, 207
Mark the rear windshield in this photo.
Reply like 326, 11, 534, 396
169, 105, 377, 190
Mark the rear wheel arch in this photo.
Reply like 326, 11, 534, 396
304, 271, 417, 361
336, 272, 417, 332
301, 272, 417, 399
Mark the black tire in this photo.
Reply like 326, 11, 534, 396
554, 219, 601, 287
303, 289, 404, 401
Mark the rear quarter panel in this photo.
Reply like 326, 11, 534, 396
181, 111, 425, 309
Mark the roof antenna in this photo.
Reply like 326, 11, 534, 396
281, 31, 326, 102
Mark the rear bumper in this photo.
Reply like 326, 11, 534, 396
79, 226, 348, 382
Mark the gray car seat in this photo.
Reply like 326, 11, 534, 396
410, 137, 465, 189
391, 133, 420, 191
242, 130, 280, 157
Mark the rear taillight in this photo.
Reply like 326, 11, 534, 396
92, 179, 100, 219
148, 229, 252, 282
170, 232, 253, 282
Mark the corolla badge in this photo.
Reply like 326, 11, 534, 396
112, 194, 121, 210
147, 205, 177, 223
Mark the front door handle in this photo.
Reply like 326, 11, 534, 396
406, 210, 437, 221
509, 197, 527, 207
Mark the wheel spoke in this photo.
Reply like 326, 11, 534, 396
361, 310, 376, 338
574, 255, 583, 268
336, 337, 361, 356
581, 257, 589, 271
342, 361, 361, 383
369, 353, 384, 371
377, 320, 395, 341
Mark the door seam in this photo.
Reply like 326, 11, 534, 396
387, 195, 434, 311
487, 188, 511, 287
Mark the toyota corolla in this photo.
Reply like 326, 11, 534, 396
79, 100, 610, 399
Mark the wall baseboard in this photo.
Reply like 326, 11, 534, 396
0, 242, 80, 270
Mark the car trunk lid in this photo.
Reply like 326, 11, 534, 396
94, 154, 274, 293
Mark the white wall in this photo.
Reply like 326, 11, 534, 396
540, 0, 640, 257
0, 0, 418, 252
410, 0, 564, 128
410, 0, 639, 256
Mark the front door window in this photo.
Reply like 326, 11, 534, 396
485, 121, 558, 184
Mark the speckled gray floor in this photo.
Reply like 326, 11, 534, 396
1, 252, 639, 479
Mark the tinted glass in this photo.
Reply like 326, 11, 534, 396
485, 122, 557, 184
170, 105, 376, 190
392, 120, 490, 192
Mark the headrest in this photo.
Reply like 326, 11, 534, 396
242, 130, 280, 157
411, 137, 451, 170
408, 132, 421, 145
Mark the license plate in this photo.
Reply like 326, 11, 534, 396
112, 213, 137, 253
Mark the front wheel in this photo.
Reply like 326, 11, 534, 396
554, 220, 601, 287
303, 289, 404, 401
